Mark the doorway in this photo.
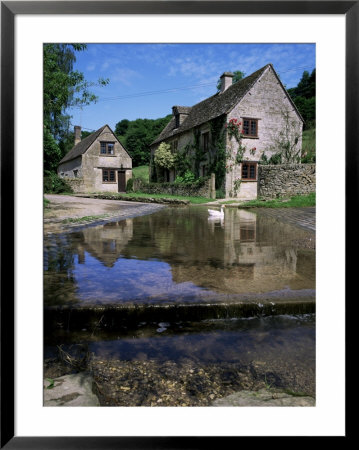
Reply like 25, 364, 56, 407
118, 170, 126, 192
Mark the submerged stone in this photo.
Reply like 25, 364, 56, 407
212, 388, 315, 407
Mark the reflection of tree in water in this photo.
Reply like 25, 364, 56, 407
44, 234, 78, 306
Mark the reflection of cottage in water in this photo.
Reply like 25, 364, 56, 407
75, 219, 133, 267
170, 209, 314, 294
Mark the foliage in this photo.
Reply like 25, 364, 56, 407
154, 142, 176, 169
216, 70, 245, 91
115, 115, 172, 166
115, 119, 130, 135
44, 173, 73, 194
174, 170, 196, 184
44, 127, 62, 173
174, 146, 192, 177
43, 44, 109, 174
216, 189, 225, 199
192, 128, 207, 178
287, 69, 315, 129
208, 116, 227, 189
44, 197, 50, 208
126, 178, 134, 192
301, 128, 316, 163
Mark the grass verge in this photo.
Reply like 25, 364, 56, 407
238, 192, 315, 208
92, 192, 215, 204
62, 214, 109, 224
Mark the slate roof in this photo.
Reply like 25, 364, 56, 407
151, 64, 303, 146
58, 125, 108, 164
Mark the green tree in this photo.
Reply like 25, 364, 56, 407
43, 44, 108, 174
115, 114, 172, 166
287, 69, 315, 128
115, 119, 130, 135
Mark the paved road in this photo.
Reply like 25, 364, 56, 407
255, 207, 316, 232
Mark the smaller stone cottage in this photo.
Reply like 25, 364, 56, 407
58, 124, 132, 193
150, 64, 304, 200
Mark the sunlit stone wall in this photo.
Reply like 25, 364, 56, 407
258, 164, 316, 199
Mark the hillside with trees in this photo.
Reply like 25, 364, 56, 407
287, 68, 316, 129
114, 116, 172, 167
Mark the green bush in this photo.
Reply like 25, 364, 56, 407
126, 177, 134, 192
216, 189, 225, 199
174, 170, 197, 185
44, 173, 73, 194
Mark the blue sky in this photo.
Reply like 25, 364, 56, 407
67, 43, 315, 133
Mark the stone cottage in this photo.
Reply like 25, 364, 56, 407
58, 124, 132, 193
150, 64, 304, 199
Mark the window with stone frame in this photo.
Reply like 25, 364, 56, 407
102, 169, 116, 183
100, 141, 115, 155
241, 162, 257, 181
242, 118, 258, 138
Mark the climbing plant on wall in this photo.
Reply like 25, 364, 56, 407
192, 128, 207, 178
208, 115, 227, 189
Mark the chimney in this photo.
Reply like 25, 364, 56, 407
74, 126, 81, 145
220, 72, 234, 93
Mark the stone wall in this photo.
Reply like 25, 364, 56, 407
132, 177, 212, 198
258, 164, 315, 199
65, 178, 87, 194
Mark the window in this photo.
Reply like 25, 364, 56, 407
102, 169, 116, 183
172, 140, 178, 153
73, 169, 78, 178
242, 118, 258, 137
202, 132, 209, 152
241, 162, 257, 180
100, 142, 115, 155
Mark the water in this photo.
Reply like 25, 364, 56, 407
44, 206, 315, 400
44, 206, 315, 306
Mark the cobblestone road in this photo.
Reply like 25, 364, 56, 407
255, 207, 316, 232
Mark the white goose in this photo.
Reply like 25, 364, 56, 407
208, 205, 225, 219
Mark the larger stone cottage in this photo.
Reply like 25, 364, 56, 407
150, 64, 304, 199
58, 124, 132, 193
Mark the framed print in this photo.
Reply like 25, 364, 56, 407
1, 0, 354, 447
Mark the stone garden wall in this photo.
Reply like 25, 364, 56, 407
258, 164, 316, 199
65, 178, 87, 194
132, 177, 212, 198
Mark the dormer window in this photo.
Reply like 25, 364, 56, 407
100, 142, 115, 155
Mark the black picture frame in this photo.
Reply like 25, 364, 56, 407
1, 1, 354, 447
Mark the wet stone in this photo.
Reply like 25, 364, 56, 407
44, 373, 100, 406
212, 388, 315, 407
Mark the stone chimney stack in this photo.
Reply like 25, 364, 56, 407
220, 72, 234, 93
74, 126, 81, 146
